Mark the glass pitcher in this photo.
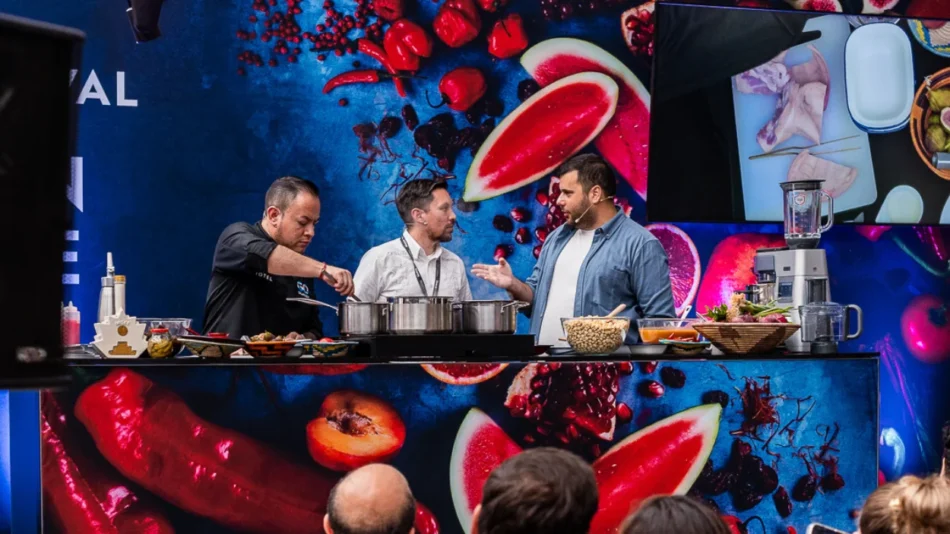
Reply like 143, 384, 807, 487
799, 302, 863, 344
780, 180, 833, 249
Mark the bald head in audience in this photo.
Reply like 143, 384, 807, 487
324, 464, 417, 534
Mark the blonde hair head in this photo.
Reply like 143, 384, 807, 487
859, 465, 950, 534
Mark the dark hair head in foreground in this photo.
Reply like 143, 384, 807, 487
473, 447, 599, 534
620, 495, 730, 534
324, 463, 416, 534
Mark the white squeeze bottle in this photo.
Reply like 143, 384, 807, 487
97, 252, 116, 322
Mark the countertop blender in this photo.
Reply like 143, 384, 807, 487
752, 180, 834, 352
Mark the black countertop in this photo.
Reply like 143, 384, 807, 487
63, 351, 880, 367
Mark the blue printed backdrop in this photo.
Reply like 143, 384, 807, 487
4, 0, 950, 507
0, 392, 10, 534
42, 359, 878, 534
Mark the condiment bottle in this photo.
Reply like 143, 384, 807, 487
97, 252, 116, 322
97, 277, 114, 323
114, 275, 126, 314
62, 302, 80, 346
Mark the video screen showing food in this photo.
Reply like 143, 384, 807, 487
648, 3, 950, 225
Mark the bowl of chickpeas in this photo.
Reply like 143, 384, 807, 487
561, 316, 631, 355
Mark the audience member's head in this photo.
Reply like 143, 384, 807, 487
472, 447, 599, 534
324, 463, 416, 534
620, 495, 730, 534
859, 473, 950, 534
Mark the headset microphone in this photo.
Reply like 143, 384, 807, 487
571, 195, 615, 226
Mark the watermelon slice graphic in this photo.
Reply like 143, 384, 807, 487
589, 403, 722, 534
449, 404, 722, 534
449, 408, 523, 533
462, 72, 619, 202
522, 38, 652, 200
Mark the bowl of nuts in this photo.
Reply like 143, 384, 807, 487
561, 316, 631, 355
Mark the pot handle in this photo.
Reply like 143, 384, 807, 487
501, 301, 530, 312
845, 304, 863, 341
312, 299, 339, 315
452, 302, 464, 309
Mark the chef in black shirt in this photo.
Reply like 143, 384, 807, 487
202, 176, 354, 339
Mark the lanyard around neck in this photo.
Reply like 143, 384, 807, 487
400, 235, 441, 297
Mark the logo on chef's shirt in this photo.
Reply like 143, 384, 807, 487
297, 281, 311, 298
255, 272, 273, 283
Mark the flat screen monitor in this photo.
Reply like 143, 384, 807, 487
0, 13, 83, 388
648, 3, 950, 225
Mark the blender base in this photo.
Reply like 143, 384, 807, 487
810, 341, 838, 354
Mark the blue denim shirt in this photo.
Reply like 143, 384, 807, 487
524, 211, 676, 344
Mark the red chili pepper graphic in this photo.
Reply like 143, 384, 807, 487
357, 39, 407, 97
428, 67, 487, 112
41, 391, 175, 534
75, 369, 336, 533
383, 19, 434, 72
487, 14, 528, 59
323, 69, 409, 93
432, 0, 482, 48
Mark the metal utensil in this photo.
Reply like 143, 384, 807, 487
286, 297, 339, 314
679, 305, 692, 320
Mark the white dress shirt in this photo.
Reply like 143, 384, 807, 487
353, 230, 473, 302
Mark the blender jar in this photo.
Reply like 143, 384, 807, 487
780, 180, 834, 249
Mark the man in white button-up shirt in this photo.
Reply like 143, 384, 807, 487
353, 179, 473, 302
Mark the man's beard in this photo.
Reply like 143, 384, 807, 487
429, 225, 454, 243
568, 199, 594, 227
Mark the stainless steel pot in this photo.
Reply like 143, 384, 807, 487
338, 302, 389, 336
388, 296, 454, 335
454, 300, 528, 334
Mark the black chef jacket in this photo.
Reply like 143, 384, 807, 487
202, 222, 323, 339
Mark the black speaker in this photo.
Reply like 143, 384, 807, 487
0, 13, 84, 389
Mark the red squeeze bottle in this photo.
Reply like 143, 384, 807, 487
62, 301, 81, 346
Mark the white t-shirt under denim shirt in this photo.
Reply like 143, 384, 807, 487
537, 229, 595, 346
353, 230, 473, 302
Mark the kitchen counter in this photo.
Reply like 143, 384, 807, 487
41, 353, 879, 534
62, 350, 880, 366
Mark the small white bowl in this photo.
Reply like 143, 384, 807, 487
845, 23, 915, 132
876, 185, 924, 224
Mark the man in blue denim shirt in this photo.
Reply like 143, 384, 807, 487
472, 155, 675, 345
